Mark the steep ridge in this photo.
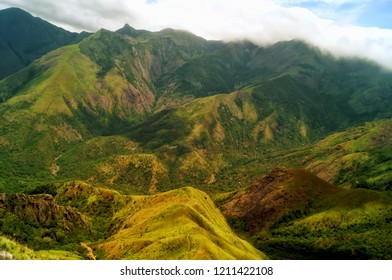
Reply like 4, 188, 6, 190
100, 187, 265, 259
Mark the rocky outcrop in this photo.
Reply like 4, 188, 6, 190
80, 242, 96, 260
0, 193, 90, 231
0, 251, 14, 260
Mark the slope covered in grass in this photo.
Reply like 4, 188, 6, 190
100, 187, 265, 260
258, 187, 392, 259
304, 119, 392, 190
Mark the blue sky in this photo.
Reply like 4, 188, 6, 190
280, 0, 392, 29
358, 1, 392, 28
0, 0, 392, 69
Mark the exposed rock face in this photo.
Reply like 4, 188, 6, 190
80, 242, 96, 260
0, 193, 90, 231
0, 251, 14, 260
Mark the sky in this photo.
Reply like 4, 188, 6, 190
1, 0, 392, 69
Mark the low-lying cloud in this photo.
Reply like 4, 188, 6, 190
1, 0, 392, 69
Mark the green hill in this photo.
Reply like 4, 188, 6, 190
216, 168, 392, 259
1, 181, 266, 260
0, 236, 82, 260
99, 187, 265, 259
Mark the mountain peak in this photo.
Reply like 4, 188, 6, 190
0, 7, 33, 17
116, 24, 150, 37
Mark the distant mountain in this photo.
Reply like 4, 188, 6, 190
0, 20, 391, 192
0, 7, 90, 79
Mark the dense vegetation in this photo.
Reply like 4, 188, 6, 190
0, 8, 391, 259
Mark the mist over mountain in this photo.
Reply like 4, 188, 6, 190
0, 7, 391, 260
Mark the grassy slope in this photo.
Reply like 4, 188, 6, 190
259, 188, 392, 259
304, 119, 392, 190
100, 187, 266, 260
0, 34, 156, 191
0, 45, 96, 191
4, 45, 97, 115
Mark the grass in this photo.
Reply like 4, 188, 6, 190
258, 191, 392, 259
5, 45, 98, 116
2, 181, 266, 260
304, 119, 392, 190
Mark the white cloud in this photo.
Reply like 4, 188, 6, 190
1, 0, 392, 69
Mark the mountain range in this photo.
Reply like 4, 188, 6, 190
0, 7, 391, 260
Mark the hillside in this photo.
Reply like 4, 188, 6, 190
0, 236, 82, 260
304, 119, 392, 191
99, 187, 265, 259
216, 168, 392, 259
0, 181, 266, 260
